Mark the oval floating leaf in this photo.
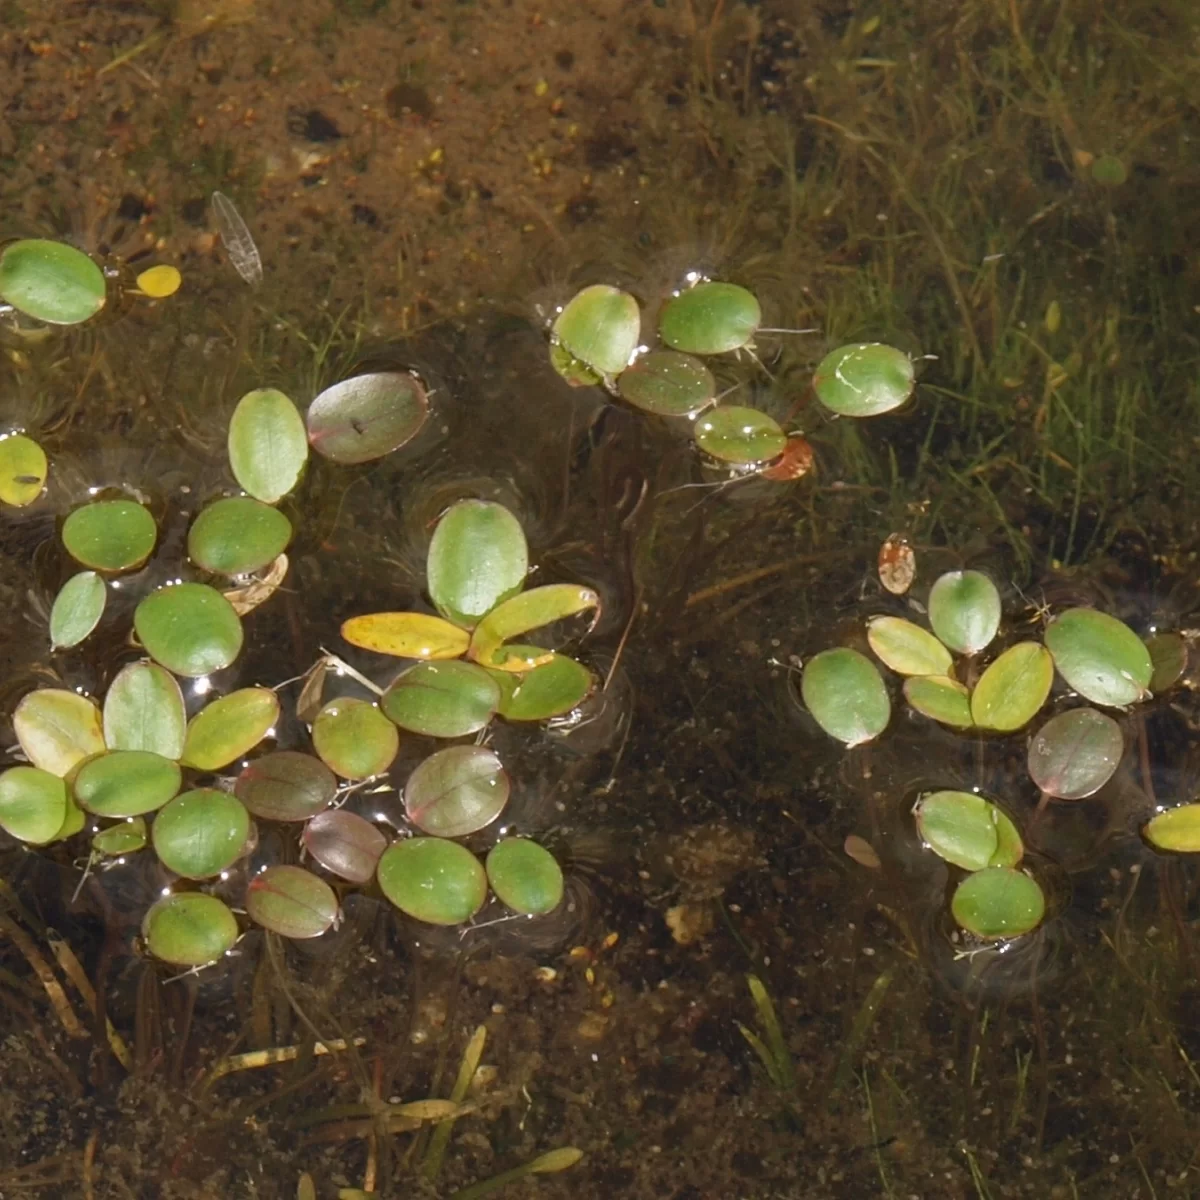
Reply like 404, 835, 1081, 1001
62, 499, 157, 572
427, 500, 528, 629
616, 350, 715, 416
548, 341, 602, 388
467, 584, 600, 671
49, 570, 105, 650
404, 745, 509, 837
181, 687, 279, 771
134, 583, 244, 678
0, 238, 106, 325
759, 435, 814, 482
812, 343, 915, 417
951, 867, 1045, 939
312, 698, 399, 780
486, 838, 564, 915
552, 285, 640, 377
1027, 708, 1123, 799
151, 788, 252, 879
928, 570, 1001, 656
376, 837, 488, 925
0, 766, 68, 844
93, 817, 147, 857
234, 751, 336, 821
693, 405, 787, 465
1044, 607, 1152, 708
1143, 805, 1200, 853
1146, 632, 1187, 695
970, 642, 1053, 732
658, 281, 761, 355
341, 611, 469, 660
381, 660, 500, 738
188, 497, 292, 576
246, 865, 339, 939
74, 750, 181, 817
866, 616, 953, 677
902, 675, 973, 728
0, 433, 48, 507
307, 372, 429, 465
800, 647, 890, 747
490, 651, 594, 721
303, 809, 388, 884
135, 263, 181, 298
103, 661, 187, 758
141, 893, 238, 966
14, 688, 105, 777
227, 388, 308, 504
914, 790, 1023, 871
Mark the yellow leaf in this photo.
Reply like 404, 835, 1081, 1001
341, 612, 469, 659
467, 585, 600, 673
135, 264, 182, 298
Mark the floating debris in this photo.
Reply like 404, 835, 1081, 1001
211, 191, 263, 286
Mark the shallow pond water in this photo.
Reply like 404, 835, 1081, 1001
2, 2, 1200, 1199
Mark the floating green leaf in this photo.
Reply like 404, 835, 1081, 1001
93, 817, 147, 857
927, 570, 1001, 656
866, 616, 953, 677
0, 766, 68, 844
914, 790, 1023, 871
103, 661, 186, 758
245, 865, 339, 939
134, 583, 244, 678
49, 571, 105, 650
486, 839, 564, 915
62, 499, 157, 572
490, 650, 595, 721
951, 867, 1045, 939
188, 497, 292, 576
800, 647, 890, 747
312, 698, 399, 780
151, 788, 252, 879
404, 745, 509, 837
1090, 154, 1127, 186
303, 809, 388, 884
0, 434, 48, 507
1044, 607, 1152, 708
376, 837, 488, 925
227, 388, 308, 504
970, 642, 1053, 732
693, 405, 787, 465
657, 281, 761, 355
73, 750, 181, 817
56, 794, 86, 842
1027, 708, 1123, 799
467, 584, 600, 671
341, 611, 470, 659
307, 372, 429, 465
552, 285, 640, 377
1143, 805, 1200, 853
234, 750, 336, 821
180, 687, 279, 771
812, 343, 914, 417
1146, 632, 1187, 695
427, 500, 528, 629
141, 893, 239, 966
616, 350, 715, 416
0, 238, 106, 325
13, 688, 105, 777
381, 660, 500, 737
902, 675, 973, 728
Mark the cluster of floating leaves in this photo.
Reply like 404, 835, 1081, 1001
0, 238, 576, 967
547, 276, 916, 478
801, 561, 1195, 942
